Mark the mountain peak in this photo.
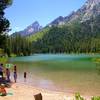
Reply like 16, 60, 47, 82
13, 21, 43, 36
48, 16, 64, 26
87, 0, 100, 4
27, 21, 41, 29
84, 0, 100, 8
32, 21, 40, 26
47, 0, 100, 26
66, 0, 100, 22
23, 21, 42, 36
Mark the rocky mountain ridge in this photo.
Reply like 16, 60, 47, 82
13, 0, 100, 36
48, 0, 100, 26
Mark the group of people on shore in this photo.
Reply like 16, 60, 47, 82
0, 63, 17, 96
0, 63, 27, 96
0, 63, 17, 83
0, 63, 27, 83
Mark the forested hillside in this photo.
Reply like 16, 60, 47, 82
32, 15, 100, 53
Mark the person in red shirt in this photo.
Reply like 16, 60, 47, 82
0, 84, 7, 96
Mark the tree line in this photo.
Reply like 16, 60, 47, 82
5, 34, 33, 56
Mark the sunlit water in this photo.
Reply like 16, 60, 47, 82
9, 54, 100, 96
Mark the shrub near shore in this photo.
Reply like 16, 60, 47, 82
0, 57, 8, 63
75, 93, 100, 100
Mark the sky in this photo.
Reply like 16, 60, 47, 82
5, 0, 87, 34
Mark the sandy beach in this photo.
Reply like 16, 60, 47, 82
0, 83, 93, 100
0, 83, 72, 100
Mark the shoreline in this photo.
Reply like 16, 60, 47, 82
0, 83, 93, 100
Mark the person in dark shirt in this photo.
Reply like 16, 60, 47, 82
0, 64, 3, 79
6, 68, 10, 82
14, 65, 17, 72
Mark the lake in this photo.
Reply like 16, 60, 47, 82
9, 54, 100, 96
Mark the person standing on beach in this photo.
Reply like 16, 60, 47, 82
24, 72, 27, 82
0, 64, 3, 79
6, 68, 10, 82
14, 71, 17, 83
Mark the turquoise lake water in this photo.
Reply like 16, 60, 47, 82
9, 54, 100, 96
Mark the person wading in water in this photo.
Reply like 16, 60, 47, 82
13, 65, 17, 83
24, 72, 27, 82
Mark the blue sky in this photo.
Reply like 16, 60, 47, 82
5, 0, 87, 34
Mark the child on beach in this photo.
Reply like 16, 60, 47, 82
24, 72, 27, 82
